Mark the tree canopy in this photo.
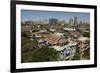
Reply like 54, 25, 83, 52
22, 46, 59, 62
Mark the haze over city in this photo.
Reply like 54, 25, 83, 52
21, 10, 90, 24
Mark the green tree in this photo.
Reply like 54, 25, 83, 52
21, 37, 38, 52
72, 53, 80, 60
31, 46, 59, 62
21, 32, 31, 39
83, 32, 90, 38
22, 46, 59, 63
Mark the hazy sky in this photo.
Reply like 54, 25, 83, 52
21, 10, 90, 23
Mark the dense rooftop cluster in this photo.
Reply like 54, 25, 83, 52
21, 18, 90, 62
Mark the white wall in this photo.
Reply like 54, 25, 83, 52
0, 0, 99, 73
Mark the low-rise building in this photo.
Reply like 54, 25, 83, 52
44, 32, 77, 60
78, 37, 90, 59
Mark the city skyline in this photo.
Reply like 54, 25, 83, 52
21, 10, 90, 23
